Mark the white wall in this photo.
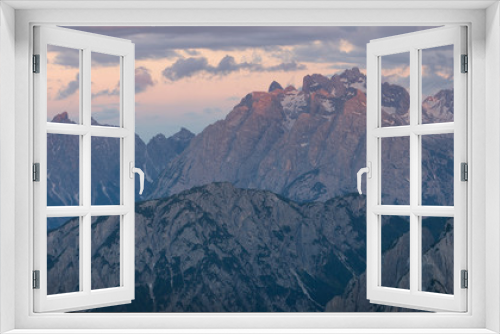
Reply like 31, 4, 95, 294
0, 2, 16, 333
486, 2, 500, 333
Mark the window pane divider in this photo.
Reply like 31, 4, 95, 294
46, 122, 130, 138
373, 205, 454, 217
46, 205, 130, 217
409, 46, 420, 295
373, 123, 454, 138
413, 122, 454, 135
372, 205, 411, 215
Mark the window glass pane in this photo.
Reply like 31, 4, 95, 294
47, 216, 79, 295
47, 45, 80, 124
381, 52, 410, 127
421, 45, 454, 124
91, 137, 121, 205
421, 134, 454, 206
91, 215, 121, 290
381, 137, 410, 205
421, 217, 454, 294
91, 52, 121, 127
47, 134, 80, 206
381, 215, 410, 290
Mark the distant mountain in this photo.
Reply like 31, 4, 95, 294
50, 183, 368, 312
326, 217, 453, 312
46, 69, 455, 312
150, 68, 453, 205
46, 113, 193, 230
135, 128, 194, 198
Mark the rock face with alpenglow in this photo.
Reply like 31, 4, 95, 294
150, 68, 453, 205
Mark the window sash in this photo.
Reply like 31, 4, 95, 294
366, 26, 468, 312
32, 25, 136, 313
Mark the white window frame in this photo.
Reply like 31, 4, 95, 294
0, 1, 499, 333
365, 26, 468, 312
33, 25, 136, 313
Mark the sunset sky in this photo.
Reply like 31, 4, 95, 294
46, 26, 452, 141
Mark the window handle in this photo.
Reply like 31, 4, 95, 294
357, 162, 371, 195
129, 162, 145, 195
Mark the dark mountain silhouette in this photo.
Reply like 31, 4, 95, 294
46, 114, 193, 230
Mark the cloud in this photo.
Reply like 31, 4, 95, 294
50, 44, 124, 68
184, 49, 200, 56
56, 73, 79, 100
66, 26, 435, 63
339, 39, 355, 53
92, 53, 120, 67
92, 85, 120, 98
135, 66, 155, 93
162, 57, 210, 81
52, 48, 79, 68
266, 61, 305, 72
162, 55, 306, 81
421, 45, 454, 96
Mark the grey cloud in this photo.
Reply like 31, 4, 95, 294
52, 48, 79, 68
66, 26, 435, 63
92, 85, 120, 98
163, 55, 306, 81
135, 66, 155, 93
56, 73, 79, 100
92, 53, 120, 67
185, 49, 200, 56
163, 57, 210, 81
51, 44, 125, 68
421, 45, 454, 96
267, 61, 306, 72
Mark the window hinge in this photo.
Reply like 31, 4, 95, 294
461, 162, 468, 181
461, 270, 468, 289
33, 54, 40, 73
461, 54, 468, 73
33, 163, 40, 182
33, 270, 40, 289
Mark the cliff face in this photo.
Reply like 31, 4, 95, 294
150, 69, 453, 206
326, 218, 453, 312
49, 183, 368, 312
49, 184, 453, 312
46, 68, 455, 312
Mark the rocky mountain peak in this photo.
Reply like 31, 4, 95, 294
284, 85, 298, 94
338, 67, 365, 85
268, 81, 284, 93
302, 74, 333, 94
422, 88, 453, 123
381, 82, 410, 116
51, 111, 74, 124
171, 127, 195, 141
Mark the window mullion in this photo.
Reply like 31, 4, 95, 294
409, 47, 420, 294
82, 47, 92, 294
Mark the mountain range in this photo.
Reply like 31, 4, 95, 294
48, 183, 452, 312
46, 68, 454, 312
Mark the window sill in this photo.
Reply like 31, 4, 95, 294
4, 329, 497, 334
